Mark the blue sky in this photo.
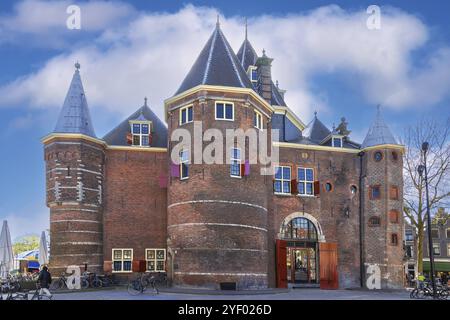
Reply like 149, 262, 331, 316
0, 0, 449, 240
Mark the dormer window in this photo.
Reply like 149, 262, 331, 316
332, 136, 343, 148
129, 121, 152, 147
248, 66, 258, 82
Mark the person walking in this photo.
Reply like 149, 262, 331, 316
417, 273, 425, 289
37, 266, 53, 299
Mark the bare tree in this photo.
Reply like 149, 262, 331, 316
401, 117, 450, 274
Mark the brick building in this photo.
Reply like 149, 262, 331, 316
42, 22, 405, 289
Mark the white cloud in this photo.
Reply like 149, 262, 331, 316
0, 2, 449, 126
0, 0, 136, 47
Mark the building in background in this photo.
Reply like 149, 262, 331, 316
423, 208, 450, 281
42, 22, 405, 290
403, 222, 417, 286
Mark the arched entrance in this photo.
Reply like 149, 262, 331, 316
276, 213, 338, 289
280, 216, 320, 286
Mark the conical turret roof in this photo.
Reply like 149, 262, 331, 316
174, 21, 253, 96
54, 63, 96, 137
361, 107, 398, 148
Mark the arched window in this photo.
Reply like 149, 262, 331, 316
281, 217, 317, 240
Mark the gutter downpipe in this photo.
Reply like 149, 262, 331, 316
358, 151, 365, 288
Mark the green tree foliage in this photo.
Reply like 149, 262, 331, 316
12, 235, 39, 255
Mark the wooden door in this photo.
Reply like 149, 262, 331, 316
319, 242, 338, 289
276, 239, 287, 288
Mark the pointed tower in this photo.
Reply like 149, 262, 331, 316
42, 63, 105, 275
165, 21, 274, 289
361, 106, 404, 289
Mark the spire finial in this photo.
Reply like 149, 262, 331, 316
314, 111, 317, 118
144, 97, 148, 107
262, 48, 266, 57
376, 104, 381, 112
276, 80, 279, 88
216, 14, 220, 28
75, 61, 80, 71
245, 17, 248, 40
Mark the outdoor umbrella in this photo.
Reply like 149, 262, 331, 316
0, 220, 14, 278
38, 231, 49, 266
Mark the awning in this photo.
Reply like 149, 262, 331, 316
423, 261, 450, 272
27, 261, 40, 269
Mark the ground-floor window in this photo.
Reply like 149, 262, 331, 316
112, 249, 133, 272
146, 248, 166, 272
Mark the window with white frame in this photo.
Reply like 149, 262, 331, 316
215, 102, 234, 121
332, 136, 343, 148
230, 148, 241, 177
179, 105, 193, 125
433, 243, 441, 255
248, 66, 258, 82
112, 249, 133, 272
254, 110, 263, 130
274, 166, 291, 194
146, 248, 166, 272
298, 168, 314, 195
180, 149, 189, 180
130, 121, 151, 147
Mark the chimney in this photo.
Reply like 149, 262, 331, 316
255, 49, 273, 104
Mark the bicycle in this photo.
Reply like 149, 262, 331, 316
49, 273, 68, 290
410, 281, 449, 300
127, 273, 159, 295
98, 273, 116, 287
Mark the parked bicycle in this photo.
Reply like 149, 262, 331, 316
30, 283, 53, 300
410, 280, 449, 300
49, 273, 69, 290
127, 272, 163, 295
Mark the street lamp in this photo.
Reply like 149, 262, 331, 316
417, 141, 437, 298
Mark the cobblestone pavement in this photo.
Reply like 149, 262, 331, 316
53, 288, 412, 300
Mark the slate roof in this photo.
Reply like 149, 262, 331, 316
236, 38, 258, 72
303, 115, 331, 143
361, 107, 398, 148
54, 64, 96, 137
174, 23, 253, 96
271, 82, 287, 106
103, 103, 168, 148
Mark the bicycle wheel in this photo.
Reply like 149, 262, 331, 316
438, 289, 449, 300
50, 280, 62, 290
81, 278, 89, 289
127, 280, 143, 295
410, 289, 417, 299
416, 289, 425, 299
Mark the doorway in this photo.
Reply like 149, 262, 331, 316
287, 244, 318, 284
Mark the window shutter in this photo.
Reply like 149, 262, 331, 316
314, 181, 320, 196
272, 178, 276, 192
132, 260, 140, 272
240, 163, 245, 177
244, 160, 250, 176
170, 163, 180, 178
126, 132, 132, 145
291, 179, 298, 194
149, 133, 153, 146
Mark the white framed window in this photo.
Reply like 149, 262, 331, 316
179, 105, 193, 125
180, 149, 189, 180
145, 248, 166, 272
215, 101, 234, 121
230, 147, 241, 178
254, 110, 263, 130
112, 248, 133, 273
433, 243, 441, 256
130, 121, 151, 147
298, 167, 314, 195
248, 66, 258, 82
332, 136, 343, 148
274, 166, 291, 194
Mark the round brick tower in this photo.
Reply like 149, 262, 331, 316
165, 23, 272, 289
43, 63, 104, 275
